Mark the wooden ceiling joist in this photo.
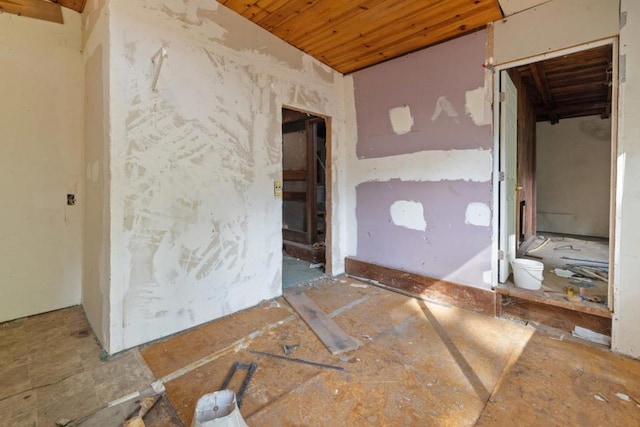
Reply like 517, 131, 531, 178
0, 0, 63, 23
53, 0, 87, 13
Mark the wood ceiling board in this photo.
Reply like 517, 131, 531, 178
329, 7, 501, 73
281, 0, 409, 48
514, 45, 612, 122
217, 0, 503, 74
0, 0, 63, 23
303, 0, 496, 57
237, 0, 292, 24
255, 0, 329, 31
53, 0, 87, 13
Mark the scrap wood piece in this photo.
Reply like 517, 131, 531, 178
283, 290, 360, 355
249, 350, 344, 371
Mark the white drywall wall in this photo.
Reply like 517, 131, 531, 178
536, 116, 611, 237
105, 0, 348, 352
492, 0, 620, 65
82, 0, 111, 349
613, 0, 640, 358
0, 9, 83, 322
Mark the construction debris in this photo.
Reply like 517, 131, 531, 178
249, 349, 344, 371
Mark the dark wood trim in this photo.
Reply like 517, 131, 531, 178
283, 240, 325, 264
345, 258, 495, 316
305, 120, 317, 245
283, 169, 307, 181
282, 229, 307, 244
324, 118, 332, 276
495, 284, 611, 318
498, 295, 611, 336
283, 120, 306, 134
282, 191, 306, 201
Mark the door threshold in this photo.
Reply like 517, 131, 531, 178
495, 283, 611, 338
495, 283, 611, 319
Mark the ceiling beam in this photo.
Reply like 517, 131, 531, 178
529, 62, 558, 123
0, 0, 63, 23
51, 0, 87, 13
536, 101, 609, 122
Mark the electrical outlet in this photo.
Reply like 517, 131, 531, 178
67, 194, 76, 206
274, 181, 282, 197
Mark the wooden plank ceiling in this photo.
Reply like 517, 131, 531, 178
513, 45, 613, 123
0, 0, 86, 23
217, 0, 503, 74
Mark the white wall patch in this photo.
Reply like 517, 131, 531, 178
388, 105, 414, 135
465, 86, 491, 126
431, 96, 459, 122
390, 200, 427, 231
465, 202, 491, 226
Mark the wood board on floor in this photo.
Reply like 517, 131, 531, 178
283, 289, 359, 355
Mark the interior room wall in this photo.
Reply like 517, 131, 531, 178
0, 9, 84, 322
82, 0, 112, 348
105, 0, 349, 352
346, 30, 494, 289
536, 116, 611, 238
613, 0, 640, 358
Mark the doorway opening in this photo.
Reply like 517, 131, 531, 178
494, 41, 616, 336
281, 107, 329, 288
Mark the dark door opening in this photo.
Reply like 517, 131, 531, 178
281, 108, 328, 288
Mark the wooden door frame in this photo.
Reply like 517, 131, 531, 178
281, 106, 333, 275
491, 38, 619, 313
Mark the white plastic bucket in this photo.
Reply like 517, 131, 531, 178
191, 390, 248, 427
512, 258, 544, 290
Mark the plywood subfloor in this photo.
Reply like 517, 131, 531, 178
140, 278, 640, 426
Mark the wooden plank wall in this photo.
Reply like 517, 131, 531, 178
510, 69, 537, 244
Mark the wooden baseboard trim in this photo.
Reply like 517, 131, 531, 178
497, 295, 612, 336
345, 257, 495, 316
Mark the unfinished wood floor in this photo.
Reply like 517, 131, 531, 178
140, 278, 640, 426
3, 278, 640, 426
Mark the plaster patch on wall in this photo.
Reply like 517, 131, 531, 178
431, 96, 459, 122
465, 202, 491, 226
465, 86, 491, 126
389, 105, 414, 135
390, 200, 427, 231
354, 149, 493, 184
482, 270, 492, 285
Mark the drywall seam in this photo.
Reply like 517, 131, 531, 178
351, 148, 492, 184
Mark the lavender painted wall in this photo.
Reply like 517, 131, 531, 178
354, 31, 490, 159
356, 181, 492, 287
351, 31, 493, 289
